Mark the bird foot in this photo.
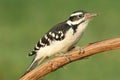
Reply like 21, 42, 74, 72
55, 52, 71, 61
74, 46, 85, 54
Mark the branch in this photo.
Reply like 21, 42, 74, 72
20, 37, 120, 80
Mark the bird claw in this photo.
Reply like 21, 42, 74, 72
74, 46, 85, 54
55, 53, 71, 61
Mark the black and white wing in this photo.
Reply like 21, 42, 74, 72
29, 21, 71, 56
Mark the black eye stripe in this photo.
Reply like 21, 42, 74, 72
79, 14, 84, 18
69, 16, 77, 21
69, 16, 75, 21
69, 15, 82, 21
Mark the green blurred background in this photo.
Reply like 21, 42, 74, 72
0, 0, 120, 80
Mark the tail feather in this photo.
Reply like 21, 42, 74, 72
21, 56, 46, 77
26, 59, 39, 73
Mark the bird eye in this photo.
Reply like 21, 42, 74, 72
69, 14, 83, 21
79, 14, 83, 18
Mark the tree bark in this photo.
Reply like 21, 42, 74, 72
20, 37, 120, 80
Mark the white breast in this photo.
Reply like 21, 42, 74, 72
61, 21, 89, 51
36, 21, 89, 59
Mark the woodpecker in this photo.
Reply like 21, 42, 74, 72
25, 10, 97, 73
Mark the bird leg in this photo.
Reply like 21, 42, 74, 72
68, 46, 85, 54
55, 52, 71, 61
74, 46, 85, 54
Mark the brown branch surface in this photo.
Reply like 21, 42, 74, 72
20, 38, 120, 80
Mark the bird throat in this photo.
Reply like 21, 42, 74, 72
71, 20, 85, 34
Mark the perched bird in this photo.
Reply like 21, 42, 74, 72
25, 10, 97, 74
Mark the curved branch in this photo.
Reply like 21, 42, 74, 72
20, 37, 120, 80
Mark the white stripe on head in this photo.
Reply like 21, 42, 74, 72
67, 17, 84, 26
70, 12, 83, 17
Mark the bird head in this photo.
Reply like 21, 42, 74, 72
67, 10, 97, 26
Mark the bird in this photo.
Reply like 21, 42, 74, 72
24, 10, 97, 74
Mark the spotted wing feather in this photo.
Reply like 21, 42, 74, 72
28, 21, 71, 56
